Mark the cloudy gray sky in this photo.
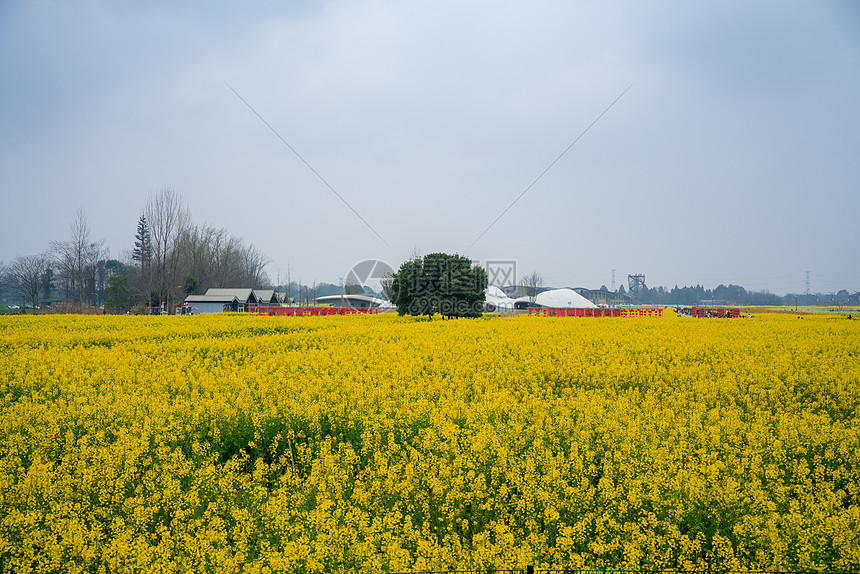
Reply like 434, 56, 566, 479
2, 1, 858, 294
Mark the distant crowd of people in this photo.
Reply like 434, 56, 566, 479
672, 306, 751, 318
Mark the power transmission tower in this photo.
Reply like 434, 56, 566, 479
611, 269, 616, 292
628, 274, 646, 298
805, 271, 810, 296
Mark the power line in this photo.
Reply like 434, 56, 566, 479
223, 81, 393, 252
465, 82, 635, 251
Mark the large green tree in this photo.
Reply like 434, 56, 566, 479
391, 253, 487, 319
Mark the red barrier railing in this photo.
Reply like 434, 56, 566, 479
528, 308, 662, 317
528, 307, 745, 319
249, 306, 380, 316
620, 308, 664, 317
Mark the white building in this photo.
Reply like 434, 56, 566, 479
535, 288, 597, 309
314, 294, 392, 309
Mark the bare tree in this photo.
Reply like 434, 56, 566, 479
239, 243, 270, 288
208, 227, 243, 286
380, 272, 395, 301
51, 210, 85, 304
8, 253, 49, 310
174, 224, 213, 291
521, 271, 545, 305
51, 208, 107, 305
146, 187, 190, 312
174, 223, 271, 292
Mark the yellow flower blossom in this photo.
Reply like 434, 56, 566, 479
0, 312, 857, 571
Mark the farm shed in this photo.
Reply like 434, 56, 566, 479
182, 294, 241, 314
183, 288, 280, 313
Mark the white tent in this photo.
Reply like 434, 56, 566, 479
486, 286, 507, 298
484, 286, 515, 311
535, 288, 597, 309
314, 294, 392, 309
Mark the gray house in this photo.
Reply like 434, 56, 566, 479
183, 288, 276, 313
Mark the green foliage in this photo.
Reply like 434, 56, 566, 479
390, 253, 487, 318
40, 267, 54, 301
105, 274, 130, 312
1, 314, 858, 570
183, 275, 199, 296
132, 213, 152, 267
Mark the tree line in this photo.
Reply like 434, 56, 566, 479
623, 283, 858, 307
0, 187, 270, 313
625, 283, 784, 306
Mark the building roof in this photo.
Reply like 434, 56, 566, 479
315, 294, 391, 308
184, 294, 239, 304
535, 288, 598, 309
204, 288, 256, 302
184, 288, 281, 307
487, 286, 507, 298
254, 289, 278, 304
485, 286, 516, 310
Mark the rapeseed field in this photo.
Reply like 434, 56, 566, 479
0, 312, 858, 572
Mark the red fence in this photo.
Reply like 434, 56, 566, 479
528, 308, 663, 318
249, 306, 380, 317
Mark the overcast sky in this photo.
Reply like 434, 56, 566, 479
2, 1, 858, 295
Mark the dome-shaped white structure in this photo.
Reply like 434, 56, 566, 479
486, 285, 507, 299
484, 285, 515, 311
535, 288, 597, 309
